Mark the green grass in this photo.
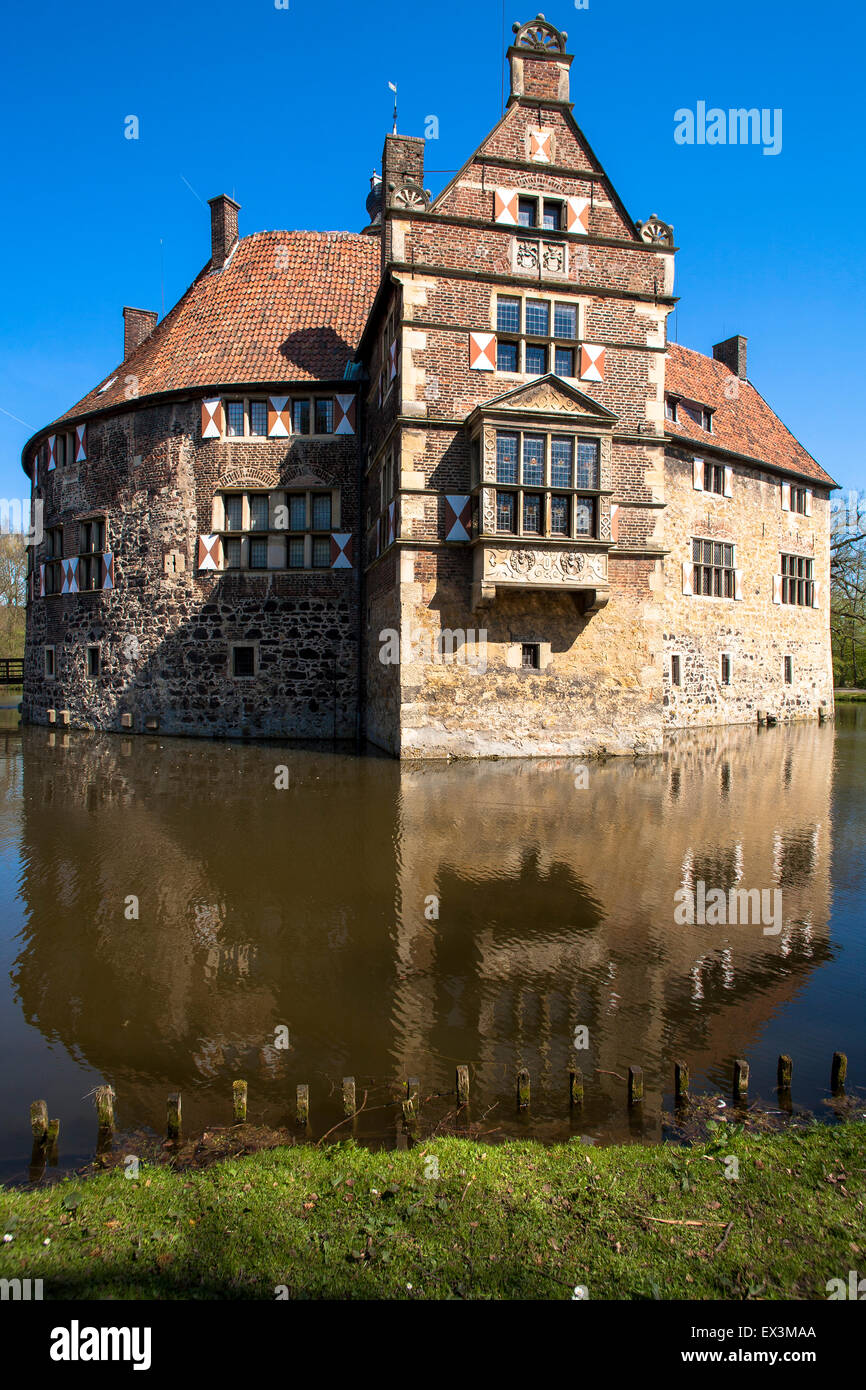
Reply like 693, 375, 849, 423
835, 690, 866, 702
2, 1122, 864, 1300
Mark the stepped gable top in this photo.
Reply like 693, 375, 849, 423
49, 230, 382, 428
666, 343, 837, 488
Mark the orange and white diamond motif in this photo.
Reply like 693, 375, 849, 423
566, 196, 590, 234
529, 129, 553, 163
334, 394, 356, 435
267, 396, 291, 437
330, 533, 353, 569
494, 189, 519, 224
579, 344, 606, 382
201, 398, 223, 439
74, 424, 87, 462
469, 332, 496, 371
198, 534, 223, 571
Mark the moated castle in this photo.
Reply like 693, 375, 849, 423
21, 15, 836, 758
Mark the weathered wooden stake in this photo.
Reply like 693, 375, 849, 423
30, 1100, 49, 1143
296, 1083, 309, 1126
95, 1085, 115, 1132
831, 1051, 847, 1094
569, 1068, 584, 1108
777, 1054, 793, 1091
401, 1098, 417, 1132
517, 1067, 530, 1109
342, 1076, 356, 1117
46, 1118, 60, 1163
407, 1077, 420, 1108
733, 1058, 749, 1105
674, 1060, 689, 1104
166, 1093, 181, 1142
232, 1080, 248, 1124
456, 1065, 470, 1107
628, 1065, 643, 1107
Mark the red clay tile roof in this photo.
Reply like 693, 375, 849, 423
53, 231, 382, 424
665, 343, 836, 488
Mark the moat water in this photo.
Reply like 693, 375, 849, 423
0, 704, 864, 1180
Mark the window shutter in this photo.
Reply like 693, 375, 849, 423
566, 196, 590, 234
579, 344, 605, 382
75, 424, 87, 463
692, 458, 704, 491
469, 332, 496, 371
781, 481, 791, 511
47, 435, 56, 471
812, 581, 820, 608
804, 488, 813, 516
330, 533, 353, 569
39, 563, 45, 597
201, 399, 223, 439
772, 574, 782, 604
682, 562, 694, 596
493, 189, 519, 225
267, 396, 291, 437
610, 502, 620, 543
529, 129, 553, 163
334, 394, 356, 435
61, 558, 79, 594
198, 535, 223, 571
444, 495, 471, 542
734, 568, 744, 600
101, 553, 115, 590
723, 466, 733, 497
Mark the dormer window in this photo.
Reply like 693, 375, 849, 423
665, 395, 677, 422
666, 395, 713, 431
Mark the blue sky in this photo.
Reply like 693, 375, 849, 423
1, 0, 863, 499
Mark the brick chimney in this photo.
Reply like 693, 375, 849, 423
208, 194, 240, 269
380, 134, 425, 271
123, 307, 158, 360
508, 14, 572, 105
713, 335, 748, 380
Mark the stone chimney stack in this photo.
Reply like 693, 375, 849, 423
123, 307, 158, 360
508, 14, 572, 105
208, 194, 240, 269
713, 335, 748, 380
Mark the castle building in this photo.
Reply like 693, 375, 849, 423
21, 15, 836, 758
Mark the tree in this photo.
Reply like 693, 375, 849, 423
831, 491, 866, 688
0, 531, 27, 658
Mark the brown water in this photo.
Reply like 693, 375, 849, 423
1, 708, 864, 1180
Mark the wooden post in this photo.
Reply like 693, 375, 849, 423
342, 1077, 356, 1117
674, 1060, 689, 1104
166, 1093, 181, 1143
517, 1068, 530, 1109
407, 1077, 420, 1108
569, 1068, 584, 1108
456, 1065, 470, 1107
46, 1118, 60, 1164
232, 1080, 248, 1123
296, 1083, 309, 1126
401, 1098, 417, 1133
95, 1085, 115, 1132
777, 1054, 793, 1091
831, 1051, 847, 1094
628, 1065, 643, 1107
30, 1100, 48, 1144
733, 1058, 749, 1105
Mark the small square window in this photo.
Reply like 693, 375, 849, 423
525, 299, 550, 337
293, 400, 311, 435
671, 654, 682, 687
551, 495, 569, 535
542, 200, 562, 230
226, 401, 245, 437
497, 340, 519, 372
554, 303, 577, 339
518, 197, 537, 227
312, 493, 332, 530
496, 491, 516, 533
575, 498, 596, 537
44, 647, 55, 678
232, 646, 256, 678
315, 399, 334, 434
525, 343, 547, 375
554, 346, 574, 377
522, 492, 542, 534
496, 297, 521, 333
87, 646, 100, 678
312, 536, 331, 568
665, 396, 678, 422
521, 643, 540, 670
250, 401, 268, 436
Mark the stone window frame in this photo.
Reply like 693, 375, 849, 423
219, 395, 338, 440
783, 654, 794, 685
720, 652, 733, 687
691, 537, 736, 600
213, 487, 340, 573
506, 640, 552, 671
77, 513, 108, 593
789, 484, 809, 515
229, 641, 259, 680
86, 644, 101, 680
670, 652, 682, 687
492, 427, 602, 542
492, 290, 582, 379
780, 553, 815, 606
43, 524, 65, 597
44, 645, 56, 679
515, 193, 566, 231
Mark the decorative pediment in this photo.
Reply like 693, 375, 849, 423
467, 373, 617, 425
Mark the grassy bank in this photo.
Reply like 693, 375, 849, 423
2, 1123, 864, 1300
835, 689, 866, 702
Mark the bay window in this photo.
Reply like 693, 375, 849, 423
493, 430, 602, 540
